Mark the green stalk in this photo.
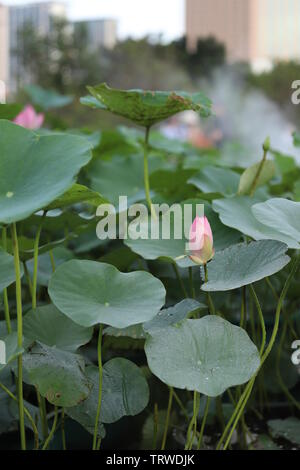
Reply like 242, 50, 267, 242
197, 396, 210, 449
185, 391, 200, 450
32, 219, 48, 440
143, 126, 156, 219
276, 313, 300, 411
61, 408, 67, 450
173, 390, 189, 422
23, 261, 32, 298
249, 137, 270, 197
161, 387, 174, 450
2, 227, 12, 334
189, 267, 196, 299
32, 222, 43, 310
249, 284, 266, 356
0, 381, 39, 450
172, 263, 188, 298
42, 406, 58, 450
11, 222, 26, 450
153, 403, 159, 450
93, 324, 104, 450
204, 264, 215, 314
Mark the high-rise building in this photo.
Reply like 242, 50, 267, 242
73, 18, 117, 50
9, 1, 66, 92
186, 0, 300, 69
0, 4, 9, 87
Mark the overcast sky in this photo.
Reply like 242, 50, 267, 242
3, 0, 185, 40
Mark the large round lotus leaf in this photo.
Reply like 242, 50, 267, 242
48, 260, 166, 328
202, 240, 290, 292
212, 196, 299, 249
124, 199, 240, 267
67, 358, 149, 431
21, 342, 91, 407
188, 166, 240, 196
0, 120, 92, 224
145, 316, 260, 397
252, 198, 300, 243
0, 250, 23, 292
81, 83, 211, 127
23, 304, 93, 352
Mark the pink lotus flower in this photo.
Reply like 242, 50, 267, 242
13, 104, 44, 130
189, 216, 214, 265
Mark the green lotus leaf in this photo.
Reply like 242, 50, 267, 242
145, 316, 260, 397
252, 198, 300, 243
238, 160, 276, 195
67, 359, 149, 431
212, 196, 300, 249
143, 299, 204, 334
82, 83, 211, 127
48, 260, 166, 328
188, 166, 240, 196
202, 240, 290, 292
23, 304, 93, 352
0, 332, 24, 373
46, 184, 108, 211
0, 120, 92, 224
268, 418, 300, 445
25, 84, 73, 110
0, 250, 23, 292
21, 342, 91, 407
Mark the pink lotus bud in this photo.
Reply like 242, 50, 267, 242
13, 104, 44, 130
189, 216, 214, 265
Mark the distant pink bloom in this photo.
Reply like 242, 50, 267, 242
14, 104, 44, 129
189, 216, 214, 265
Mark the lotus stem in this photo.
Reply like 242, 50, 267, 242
161, 387, 174, 450
143, 126, 156, 219
2, 226, 12, 334
11, 222, 26, 450
197, 396, 210, 449
42, 406, 58, 450
93, 324, 104, 450
0, 381, 39, 449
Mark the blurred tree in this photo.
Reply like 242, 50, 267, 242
248, 61, 300, 121
15, 19, 104, 94
164, 36, 226, 81
101, 37, 192, 90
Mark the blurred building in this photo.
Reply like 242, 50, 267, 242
0, 4, 9, 86
186, 0, 300, 70
9, 1, 66, 92
73, 18, 117, 50
0, 2, 117, 95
